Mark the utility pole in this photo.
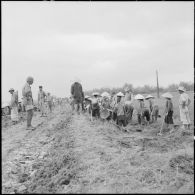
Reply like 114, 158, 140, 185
156, 70, 160, 98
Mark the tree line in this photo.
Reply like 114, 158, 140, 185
84, 81, 194, 96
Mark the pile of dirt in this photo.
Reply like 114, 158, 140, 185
2, 103, 194, 194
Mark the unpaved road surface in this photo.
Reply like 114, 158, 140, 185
2, 104, 194, 194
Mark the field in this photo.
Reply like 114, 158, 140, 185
2, 91, 194, 194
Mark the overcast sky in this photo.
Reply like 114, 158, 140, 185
2, 1, 194, 102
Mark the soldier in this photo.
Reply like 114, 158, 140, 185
22, 76, 35, 130
9, 88, 19, 124
38, 86, 47, 117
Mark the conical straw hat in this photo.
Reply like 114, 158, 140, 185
116, 92, 124, 97
85, 95, 90, 99
162, 92, 173, 99
101, 92, 110, 97
92, 92, 100, 96
134, 94, 144, 100
145, 95, 154, 99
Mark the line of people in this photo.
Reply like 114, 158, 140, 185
8, 77, 190, 132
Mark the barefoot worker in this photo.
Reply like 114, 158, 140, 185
178, 86, 191, 130
9, 88, 19, 124
22, 76, 35, 130
38, 86, 47, 117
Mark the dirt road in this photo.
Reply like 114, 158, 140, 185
2, 104, 194, 194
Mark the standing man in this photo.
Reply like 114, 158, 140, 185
22, 76, 35, 130
178, 86, 191, 130
70, 78, 84, 114
38, 86, 47, 117
9, 88, 19, 124
47, 92, 53, 113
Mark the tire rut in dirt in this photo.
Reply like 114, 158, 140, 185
24, 114, 77, 194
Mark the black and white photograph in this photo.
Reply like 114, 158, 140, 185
2, 1, 194, 194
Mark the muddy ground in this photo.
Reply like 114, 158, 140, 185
2, 104, 194, 194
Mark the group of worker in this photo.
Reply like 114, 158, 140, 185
73, 89, 160, 128
7, 76, 191, 132
70, 79, 192, 133
8, 76, 55, 130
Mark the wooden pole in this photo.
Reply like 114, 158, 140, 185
156, 70, 160, 98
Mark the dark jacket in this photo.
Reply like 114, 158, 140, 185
71, 82, 84, 102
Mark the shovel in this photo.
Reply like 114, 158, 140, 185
90, 108, 93, 122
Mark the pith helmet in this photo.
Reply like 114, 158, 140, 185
178, 86, 185, 92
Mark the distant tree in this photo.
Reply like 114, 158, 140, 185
84, 81, 193, 96
166, 83, 179, 92
122, 83, 133, 91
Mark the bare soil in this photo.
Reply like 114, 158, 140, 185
2, 104, 194, 194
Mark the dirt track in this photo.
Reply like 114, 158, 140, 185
2, 104, 194, 194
